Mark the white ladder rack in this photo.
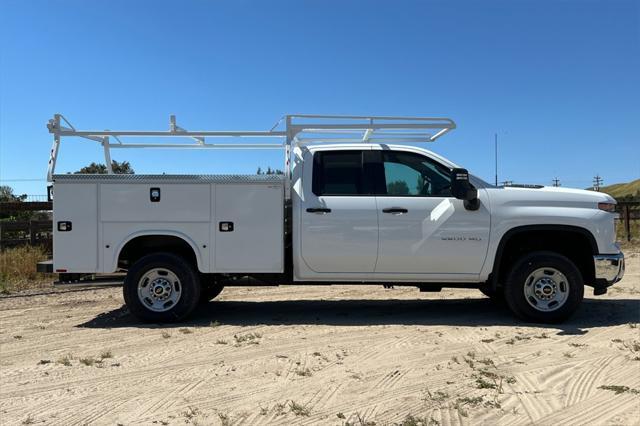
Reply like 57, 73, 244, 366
46, 113, 456, 198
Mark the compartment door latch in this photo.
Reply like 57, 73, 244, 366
57, 221, 72, 232
150, 187, 161, 202
219, 222, 234, 232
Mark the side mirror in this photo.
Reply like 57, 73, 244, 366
451, 168, 480, 210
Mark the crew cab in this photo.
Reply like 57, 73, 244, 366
40, 114, 625, 323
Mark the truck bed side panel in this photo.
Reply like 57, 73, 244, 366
52, 175, 283, 275
99, 183, 211, 273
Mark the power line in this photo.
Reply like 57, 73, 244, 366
592, 175, 603, 191
0, 178, 46, 182
552, 177, 561, 187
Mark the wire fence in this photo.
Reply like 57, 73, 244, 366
22, 195, 49, 202
0, 220, 52, 250
615, 201, 640, 243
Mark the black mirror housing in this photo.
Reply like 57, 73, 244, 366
451, 168, 473, 200
451, 168, 480, 210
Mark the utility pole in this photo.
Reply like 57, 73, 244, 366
592, 175, 603, 191
552, 177, 561, 187
494, 133, 498, 187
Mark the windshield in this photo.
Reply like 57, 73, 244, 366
470, 174, 495, 188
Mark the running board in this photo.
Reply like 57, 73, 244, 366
54, 273, 125, 287
418, 283, 479, 292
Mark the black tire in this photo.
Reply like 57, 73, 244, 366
123, 252, 201, 322
504, 251, 584, 323
200, 283, 224, 303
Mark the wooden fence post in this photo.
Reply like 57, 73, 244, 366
625, 204, 631, 242
30, 221, 37, 245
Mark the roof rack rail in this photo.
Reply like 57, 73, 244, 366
46, 113, 456, 198
283, 114, 455, 144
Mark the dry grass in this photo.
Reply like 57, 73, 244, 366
289, 401, 310, 416
79, 357, 96, 366
598, 385, 640, 395
56, 355, 72, 367
619, 239, 640, 252
0, 245, 53, 293
100, 350, 113, 359
616, 219, 639, 248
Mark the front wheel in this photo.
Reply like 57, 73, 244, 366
123, 253, 201, 322
504, 251, 584, 323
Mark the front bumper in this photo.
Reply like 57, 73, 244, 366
594, 252, 625, 287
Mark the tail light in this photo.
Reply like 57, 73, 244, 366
598, 202, 616, 212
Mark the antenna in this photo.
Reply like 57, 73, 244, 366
494, 133, 498, 187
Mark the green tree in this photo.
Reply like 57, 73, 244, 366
75, 160, 134, 174
256, 166, 284, 175
0, 185, 27, 202
0, 185, 34, 221
416, 175, 427, 194
387, 180, 410, 195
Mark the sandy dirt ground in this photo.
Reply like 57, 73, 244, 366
1, 253, 639, 426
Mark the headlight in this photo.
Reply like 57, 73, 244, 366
598, 202, 616, 212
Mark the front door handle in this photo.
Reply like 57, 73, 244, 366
382, 207, 408, 214
306, 207, 332, 214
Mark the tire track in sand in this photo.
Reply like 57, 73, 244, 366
564, 354, 616, 407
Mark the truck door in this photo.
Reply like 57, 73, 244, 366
373, 150, 490, 277
299, 149, 379, 273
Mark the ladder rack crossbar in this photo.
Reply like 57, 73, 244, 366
56, 130, 287, 138
107, 144, 283, 149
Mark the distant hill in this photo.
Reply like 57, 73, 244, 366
598, 179, 640, 201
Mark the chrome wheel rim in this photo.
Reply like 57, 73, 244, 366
137, 268, 182, 312
523, 267, 569, 312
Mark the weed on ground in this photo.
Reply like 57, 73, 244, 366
0, 246, 53, 293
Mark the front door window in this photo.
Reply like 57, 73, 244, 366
380, 151, 452, 197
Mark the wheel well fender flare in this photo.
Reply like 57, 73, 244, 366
113, 231, 204, 272
489, 224, 598, 289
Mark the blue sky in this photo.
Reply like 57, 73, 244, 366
1, 0, 638, 195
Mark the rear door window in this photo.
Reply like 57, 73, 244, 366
312, 151, 365, 196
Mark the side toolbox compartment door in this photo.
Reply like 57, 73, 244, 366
213, 184, 284, 272
53, 183, 98, 272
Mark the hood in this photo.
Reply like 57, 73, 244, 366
486, 185, 616, 207
526, 186, 614, 200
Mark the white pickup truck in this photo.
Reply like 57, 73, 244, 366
39, 114, 625, 324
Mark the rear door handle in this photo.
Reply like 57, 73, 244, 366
306, 207, 332, 214
382, 207, 408, 214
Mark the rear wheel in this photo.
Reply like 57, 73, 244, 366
504, 251, 584, 323
123, 253, 200, 322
